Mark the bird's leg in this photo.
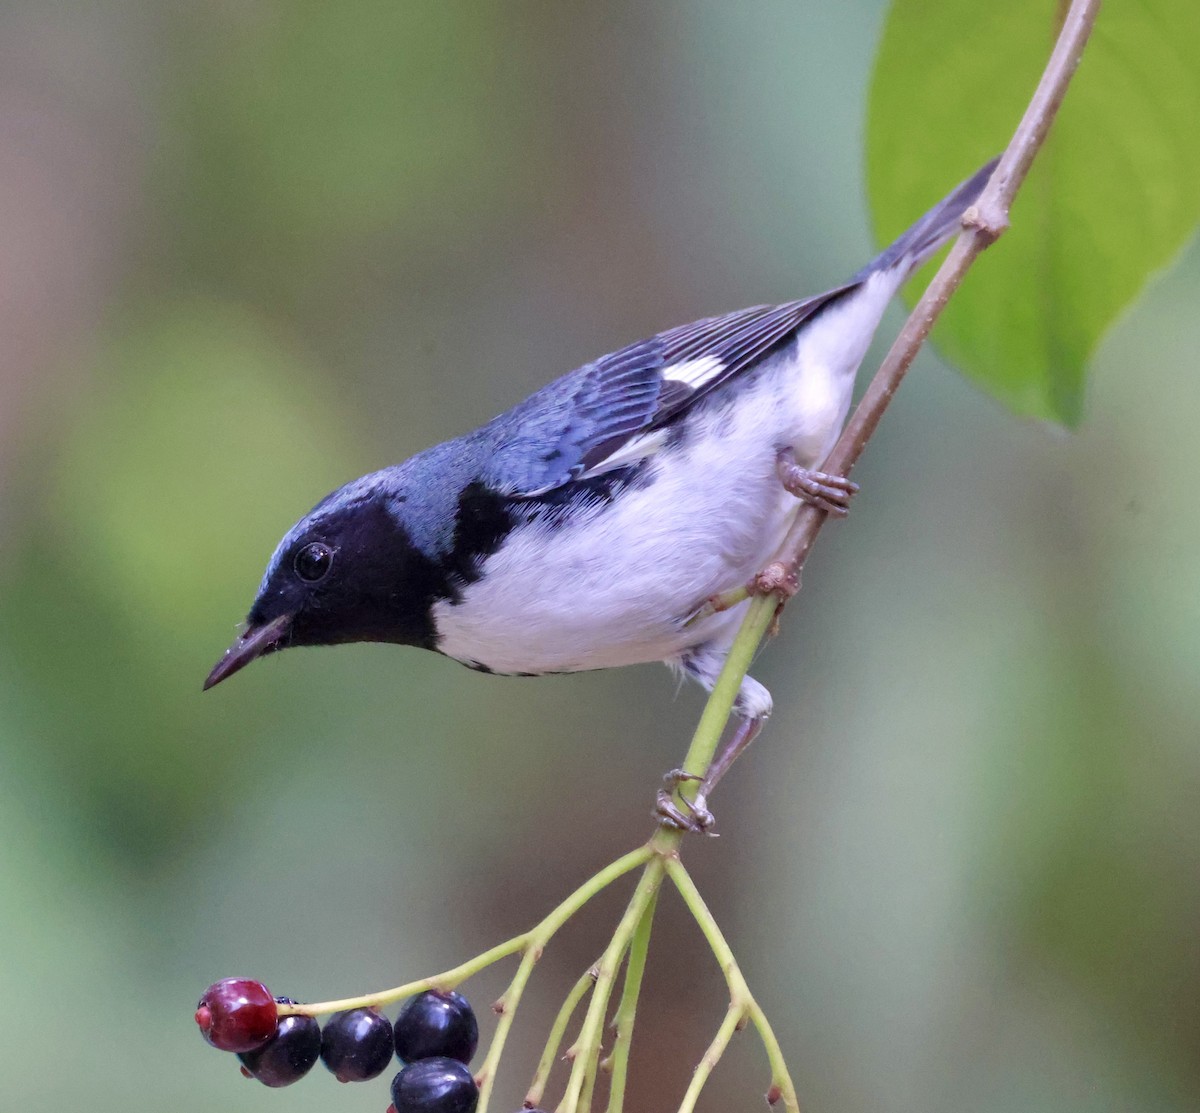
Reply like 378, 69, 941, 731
653, 715, 766, 835
777, 447, 859, 517
656, 650, 772, 834
684, 714, 765, 832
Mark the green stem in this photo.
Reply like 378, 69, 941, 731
282, 845, 653, 1019
665, 857, 800, 1113
683, 583, 752, 626
277, 934, 525, 1019
276, 583, 786, 1112
676, 1004, 745, 1113
253, 11, 1102, 1108
526, 966, 597, 1110
602, 888, 659, 1113
474, 943, 540, 1112
651, 591, 779, 838
559, 860, 666, 1113
579, 1052, 600, 1113
681, 593, 776, 781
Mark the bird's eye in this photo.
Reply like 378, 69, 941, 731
294, 542, 334, 583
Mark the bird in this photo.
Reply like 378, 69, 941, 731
205, 158, 997, 831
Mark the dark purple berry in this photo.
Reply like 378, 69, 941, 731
195, 978, 278, 1053
320, 1008, 394, 1082
390, 1058, 478, 1113
394, 990, 478, 1065
238, 1008, 321, 1086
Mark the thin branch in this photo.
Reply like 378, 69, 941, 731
270, 11, 1105, 1113
525, 966, 597, 1109
665, 858, 799, 1112
776, 0, 1101, 576
674, 594, 778, 785
559, 860, 667, 1113
281, 844, 651, 1018
473, 941, 541, 1110
602, 889, 658, 1113
676, 1004, 745, 1113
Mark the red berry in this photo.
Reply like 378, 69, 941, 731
195, 978, 278, 1053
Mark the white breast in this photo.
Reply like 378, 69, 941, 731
433, 275, 901, 674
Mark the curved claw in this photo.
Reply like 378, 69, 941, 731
654, 772, 718, 835
654, 790, 695, 831
662, 768, 701, 790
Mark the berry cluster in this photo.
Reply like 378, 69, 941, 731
196, 978, 487, 1112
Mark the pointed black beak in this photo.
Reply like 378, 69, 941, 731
203, 613, 293, 691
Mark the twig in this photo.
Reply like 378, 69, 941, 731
676, 1004, 745, 1113
674, 594, 779, 788
269, 10, 1104, 1113
645, 3, 1104, 1102
559, 860, 667, 1113
279, 844, 652, 1019
663, 0, 1101, 824
525, 966, 598, 1109
602, 889, 659, 1113
778, 0, 1101, 575
666, 858, 799, 1112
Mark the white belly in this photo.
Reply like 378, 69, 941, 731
432, 275, 895, 674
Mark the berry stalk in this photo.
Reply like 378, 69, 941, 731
279, 845, 653, 1019
665, 857, 799, 1112
676, 1003, 745, 1113
558, 858, 667, 1113
600, 889, 658, 1113
525, 967, 597, 1108
472, 941, 541, 1112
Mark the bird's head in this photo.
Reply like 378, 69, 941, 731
204, 478, 447, 690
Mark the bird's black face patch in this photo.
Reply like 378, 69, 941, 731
248, 496, 451, 651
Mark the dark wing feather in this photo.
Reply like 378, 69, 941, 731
481, 285, 856, 497
479, 338, 664, 496
477, 158, 1001, 498
654, 290, 852, 415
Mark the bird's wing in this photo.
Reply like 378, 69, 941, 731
483, 285, 856, 497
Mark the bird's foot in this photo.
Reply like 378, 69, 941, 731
777, 453, 859, 517
654, 769, 717, 835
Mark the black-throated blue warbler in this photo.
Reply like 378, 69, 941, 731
205, 159, 996, 829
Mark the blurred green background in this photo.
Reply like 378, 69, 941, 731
2, 3, 1198, 1111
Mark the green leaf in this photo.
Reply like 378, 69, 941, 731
168, 2, 541, 304
867, 0, 1200, 425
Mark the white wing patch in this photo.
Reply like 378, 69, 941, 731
581, 356, 725, 478
662, 354, 724, 391
579, 428, 669, 478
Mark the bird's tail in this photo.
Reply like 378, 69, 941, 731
853, 157, 999, 281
